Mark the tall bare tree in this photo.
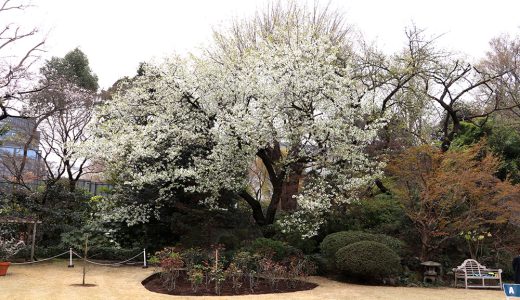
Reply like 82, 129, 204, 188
0, 0, 45, 120
0, 48, 99, 194
361, 27, 512, 151
38, 80, 96, 192
477, 34, 520, 127
36, 49, 98, 193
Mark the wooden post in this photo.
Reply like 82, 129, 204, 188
82, 235, 88, 286
142, 248, 148, 268
30, 222, 37, 262
68, 248, 74, 268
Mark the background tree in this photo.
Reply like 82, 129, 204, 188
451, 119, 520, 184
357, 27, 441, 150
477, 34, 520, 127
37, 48, 98, 193
0, 48, 98, 193
0, 0, 45, 120
361, 28, 518, 153
386, 142, 520, 260
0, 49, 99, 251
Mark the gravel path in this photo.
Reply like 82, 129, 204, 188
1, 261, 505, 300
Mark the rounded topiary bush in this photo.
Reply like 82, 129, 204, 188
335, 241, 401, 280
320, 230, 403, 262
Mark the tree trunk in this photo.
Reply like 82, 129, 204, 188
68, 179, 76, 192
420, 231, 431, 261
239, 191, 266, 226
280, 163, 304, 211
441, 111, 461, 152
265, 178, 283, 225
375, 178, 390, 194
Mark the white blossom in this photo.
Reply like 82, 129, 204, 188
89, 21, 386, 237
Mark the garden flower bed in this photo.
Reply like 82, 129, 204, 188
145, 244, 318, 296
142, 272, 317, 296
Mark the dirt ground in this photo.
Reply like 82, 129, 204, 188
0, 261, 505, 300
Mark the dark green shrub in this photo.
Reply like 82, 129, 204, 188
348, 194, 405, 234
217, 233, 239, 250
246, 238, 300, 261
307, 253, 328, 275
335, 241, 401, 280
497, 249, 515, 280
272, 221, 318, 254
320, 230, 403, 262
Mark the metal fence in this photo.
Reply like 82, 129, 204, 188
0, 179, 112, 196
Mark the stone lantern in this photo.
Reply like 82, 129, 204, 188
421, 261, 442, 283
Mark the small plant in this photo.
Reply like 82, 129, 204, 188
154, 247, 185, 291
187, 264, 205, 292
231, 251, 259, 292
209, 244, 226, 295
202, 260, 212, 290
460, 229, 492, 260
286, 255, 317, 287
258, 257, 286, 291
148, 255, 160, 267
0, 229, 25, 261
209, 265, 226, 295
182, 247, 205, 269
225, 263, 243, 293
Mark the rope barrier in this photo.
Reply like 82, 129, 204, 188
72, 250, 144, 267
10, 249, 146, 268
10, 251, 69, 265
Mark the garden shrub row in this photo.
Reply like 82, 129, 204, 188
320, 230, 403, 262
320, 230, 403, 280
335, 241, 401, 279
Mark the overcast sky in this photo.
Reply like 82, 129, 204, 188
21, 0, 520, 89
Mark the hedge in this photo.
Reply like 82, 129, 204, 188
335, 241, 401, 279
320, 230, 403, 262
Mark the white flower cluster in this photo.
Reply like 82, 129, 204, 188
89, 20, 386, 234
92, 195, 155, 227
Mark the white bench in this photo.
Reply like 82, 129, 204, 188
453, 259, 502, 289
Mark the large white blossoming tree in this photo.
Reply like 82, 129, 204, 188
91, 4, 387, 237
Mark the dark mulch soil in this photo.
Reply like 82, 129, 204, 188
142, 272, 318, 296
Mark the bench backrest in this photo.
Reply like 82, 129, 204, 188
456, 259, 487, 275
